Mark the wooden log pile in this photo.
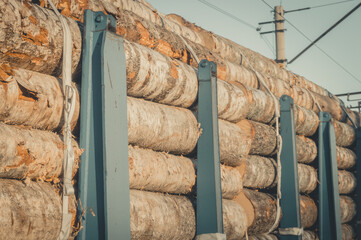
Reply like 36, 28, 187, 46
0, 0, 359, 239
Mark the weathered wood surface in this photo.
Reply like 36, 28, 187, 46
127, 97, 200, 155
302, 231, 319, 240
0, 179, 76, 240
245, 234, 278, 240
130, 190, 195, 240
221, 165, 243, 199
337, 147, 356, 170
298, 164, 318, 194
0, 122, 80, 181
338, 170, 356, 194
0, 0, 81, 76
128, 145, 195, 194
0, 65, 79, 130
342, 224, 355, 240
340, 196, 356, 224
241, 155, 317, 193
222, 199, 248, 239
294, 105, 319, 136
248, 120, 278, 156
300, 195, 318, 229
334, 121, 356, 147
296, 136, 317, 164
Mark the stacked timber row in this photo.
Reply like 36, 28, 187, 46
0, 0, 358, 239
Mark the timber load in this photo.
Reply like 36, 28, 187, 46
0, 0, 359, 239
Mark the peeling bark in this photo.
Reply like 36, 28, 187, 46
0, 179, 76, 240
338, 170, 356, 194
337, 147, 356, 170
128, 145, 195, 194
0, 122, 80, 181
0, 0, 81, 76
340, 196, 356, 224
0, 65, 79, 130
296, 136, 317, 164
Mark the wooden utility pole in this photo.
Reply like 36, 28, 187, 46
274, 6, 286, 68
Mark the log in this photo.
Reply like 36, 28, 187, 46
0, 122, 80, 181
247, 120, 277, 156
130, 190, 195, 240
0, 179, 76, 240
342, 224, 355, 240
302, 231, 319, 240
222, 199, 248, 239
340, 196, 356, 224
300, 195, 318, 229
294, 105, 319, 137
127, 97, 200, 155
296, 136, 317, 164
245, 86, 275, 124
337, 147, 356, 170
298, 164, 318, 194
245, 234, 278, 240
338, 170, 356, 194
130, 190, 248, 240
234, 189, 278, 235
221, 165, 243, 199
334, 120, 356, 147
242, 156, 317, 193
218, 119, 253, 166
242, 155, 277, 189
0, 0, 81, 76
128, 145, 195, 194
0, 65, 79, 130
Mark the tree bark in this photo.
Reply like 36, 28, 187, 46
245, 234, 278, 240
340, 196, 356, 224
0, 179, 76, 240
337, 147, 356, 170
294, 105, 319, 137
0, 65, 79, 130
222, 199, 248, 240
245, 86, 275, 124
128, 145, 196, 194
302, 231, 319, 240
127, 97, 200, 155
296, 136, 317, 164
338, 170, 356, 194
0, 0, 81, 76
342, 224, 355, 240
0, 122, 80, 181
242, 155, 277, 189
334, 121, 356, 147
298, 164, 318, 194
248, 120, 278, 156
221, 165, 243, 199
300, 195, 318, 229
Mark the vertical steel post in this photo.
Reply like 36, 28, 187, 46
318, 112, 342, 240
78, 10, 130, 240
355, 127, 361, 239
279, 95, 302, 240
196, 60, 225, 240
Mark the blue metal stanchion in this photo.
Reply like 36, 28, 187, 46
355, 127, 361, 239
279, 95, 302, 240
77, 10, 130, 240
196, 60, 225, 239
318, 112, 342, 240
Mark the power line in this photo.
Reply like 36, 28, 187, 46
261, 35, 275, 56
310, 0, 356, 9
257, 0, 361, 85
197, 0, 258, 30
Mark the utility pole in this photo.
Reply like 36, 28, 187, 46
274, 6, 286, 68
259, 5, 287, 68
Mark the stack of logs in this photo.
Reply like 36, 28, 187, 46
0, 0, 358, 239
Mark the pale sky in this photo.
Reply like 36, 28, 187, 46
147, 0, 361, 107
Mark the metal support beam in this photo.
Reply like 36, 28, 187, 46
318, 112, 342, 240
356, 127, 361, 239
196, 59, 225, 239
78, 10, 130, 240
279, 95, 302, 240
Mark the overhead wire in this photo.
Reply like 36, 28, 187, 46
258, 0, 361, 85
310, 0, 356, 9
197, 0, 258, 30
